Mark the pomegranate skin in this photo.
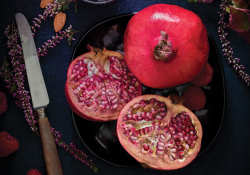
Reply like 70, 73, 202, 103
123, 4, 209, 89
117, 94, 202, 170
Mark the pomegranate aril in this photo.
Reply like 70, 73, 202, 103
149, 98, 156, 104
186, 140, 192, 145
133, 103, 139, 109
158, 107, 166, 112
185, 115, 191, 122
170, 147, 177, 153
163, 126, 169, 132
159, 112, 166, 117
156, 115, 162, 120
157, 142, 165, 147
176, 141, 182, 146
177, 122, 182, 128
156, 150, 165, 155
176, 128, 182, 133
182, 120, 187, 126
178, 145, 184, 151
173, 124, 178, 129
171, 118, 177, 123
143, 143, 150, 151
179, 151, 185, 156
185, 144, 190, 150
186, 122, 192, 127
144, 127, 149, 134
157, 145, 164, 151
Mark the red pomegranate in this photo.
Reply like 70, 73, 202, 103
0, 91, 7, 114
182, 85, 206, 111
65, 46, 142, 121
190, 62, 213, 87
117, 94, 202, 170
123, 4, 209, 89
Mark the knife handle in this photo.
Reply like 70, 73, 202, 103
37, 108, 64, 175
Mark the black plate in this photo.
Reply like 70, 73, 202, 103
71, 13, 225, 167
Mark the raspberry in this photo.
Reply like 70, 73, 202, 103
182, 85, 206, 111
27, 169, 42, 175
0, 91, 7, 114
0, 131, 19, 157
190, 62, 213, 87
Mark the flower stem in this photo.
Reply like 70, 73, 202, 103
218, 0, 250, 86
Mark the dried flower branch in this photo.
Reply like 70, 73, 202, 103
218, 0, 250, 85
1, 25, 39, 134
52, 128, 98, 172
1, 21, 96, 171
32, 0, 77, 34
37, 25, 78, 58
188, 0, 214, 3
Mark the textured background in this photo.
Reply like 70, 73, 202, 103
0, 0, 250, 174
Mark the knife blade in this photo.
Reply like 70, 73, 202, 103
15, 13, 63, 175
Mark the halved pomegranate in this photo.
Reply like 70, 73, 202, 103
65, 46, 142, 121
117, 94, 202, 170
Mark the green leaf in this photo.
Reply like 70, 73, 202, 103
226, 0, 250, 32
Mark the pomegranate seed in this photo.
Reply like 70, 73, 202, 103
186, 122, 192, 127
143, 143, 150, 151
179, 155, 184, 159
185, 115, 191, 122
177, 128, 182, 133
173, 124, 178, 129
149, 98, 156, 104
139, 129, 145, 135
170, 147, 177, 153
182, 120, 187, 126
179, 151, 185, 156
163, 126, 169, 132
144, 127, 149, 134
171, 118, 177, 124
176, 141, 182, 146
187, 140, 192, 145
178, 145, 184, 151
80, 71, 85, 76
177, 122, 182, 128
158, 107, 166, 112
156, 150, 164, 155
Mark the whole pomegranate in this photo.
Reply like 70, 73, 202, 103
123, 4, 209, 89
117, 94, 202, 170
65, 46, 142, 121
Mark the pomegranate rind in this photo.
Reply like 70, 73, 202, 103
123, 4, 209, 89
65, 47, 142, 121
117, 95, 202, 170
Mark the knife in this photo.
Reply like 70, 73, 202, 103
15, 13, 63, 175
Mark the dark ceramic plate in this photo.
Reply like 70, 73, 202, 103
71, 13, 225, 167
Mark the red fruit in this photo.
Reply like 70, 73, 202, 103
65, 46, 142, 121
27, 169, 42, 175
182, 85, 206, 111
190, 62, 213, 87
0, 131, 19, 157
123, 4, 209, 89
0, 91, 7, 114
117, 94, 202, 170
